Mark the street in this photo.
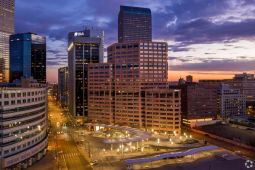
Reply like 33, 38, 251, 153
49, 95, 92, 170
29, 95, 92, 170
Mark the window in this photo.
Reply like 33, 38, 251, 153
4, 94, 8, 98
4, 101, 9, 106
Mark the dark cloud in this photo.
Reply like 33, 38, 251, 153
168, 56, 179, 60
169, 59, 255, 71
173, 18, 255, 44
14, 0, 255, 75
47, 49, 61, 55
47, 61, 61, 66
171, 46, 191, 52
168, 56, 193, 62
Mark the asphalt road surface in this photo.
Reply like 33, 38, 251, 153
43, 95, 92, 170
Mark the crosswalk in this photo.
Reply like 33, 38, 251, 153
59, 152, 80, 159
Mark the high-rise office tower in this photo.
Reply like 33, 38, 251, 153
118, 6, 152, 43
0, 0, 15, 82
9, 33, 46, 84
88, 41, 181, 133
88, 5, 181, 133
58, 67, 68, 107
68, 29, 104, 118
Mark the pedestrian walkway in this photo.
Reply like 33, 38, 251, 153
125, 145, 219, 165
59, 152, 81, 159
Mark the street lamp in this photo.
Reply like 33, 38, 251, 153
157, 138, 160, 145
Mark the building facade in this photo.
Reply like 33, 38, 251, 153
144, 89, 181, 133
9, 33, 46, 84
68, 29, 104, 118
88, 41, 181, 133
118, 6, 152, 43
0, 0, 15, 82
58, 67, 68, 107
88, 63, 113, 124
225, 73, 255, 114
220, 84, 246, 119
0, 83, 48, 169
186, 81, 221, 119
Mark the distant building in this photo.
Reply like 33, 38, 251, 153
225, 73, 255, 113
187, 81, 221, 119
118, 6, 152, 43
170, 80, 222, 122
186, 75, 193, 83
178, 77, 186, 85
0, 78, 48, 169
68, 29, 104, 118
220, 84, 246, 119
9, 33, 46, 84
58, 67, 68, 107
0, 0, 15, 82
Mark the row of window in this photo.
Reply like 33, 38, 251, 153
0, 96, 46, 107
1, 132, 46, 157
0, 90, 45, 99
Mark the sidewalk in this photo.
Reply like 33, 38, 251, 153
27, 151, 57, 170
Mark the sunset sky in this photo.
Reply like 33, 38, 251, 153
16, 0, 255, 83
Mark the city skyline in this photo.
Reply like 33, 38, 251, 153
15, 0, 255, 83
1, 1, 255, 169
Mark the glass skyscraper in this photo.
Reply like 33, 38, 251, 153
9, 33, 46, 84
118, 5, 152, 43
68, 29, 104, 118
0, 0, 15, 82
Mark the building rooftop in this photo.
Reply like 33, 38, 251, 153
120, 5, 151, 15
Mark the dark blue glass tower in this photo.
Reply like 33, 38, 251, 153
118, 6, 152, 43
10, 33, 46, 83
